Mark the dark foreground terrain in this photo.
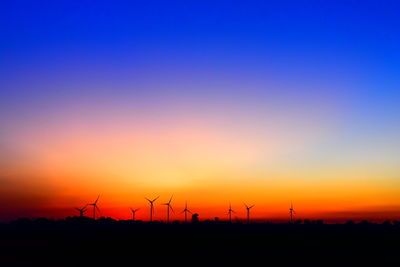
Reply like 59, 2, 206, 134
1, 218, 399, 266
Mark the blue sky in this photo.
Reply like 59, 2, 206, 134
1, 0, 399, 154
0, 0, 399, 220
2, 0, 399, 142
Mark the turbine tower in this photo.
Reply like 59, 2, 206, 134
289, 201, 296, 224
181, 201, 192, 223
88, 195, 100, 220
75, 205, 87, 217
228, 202, 235, 223
244, 203, 254, 224
145, 196, 159, 222
130, 208, 140, 221
161, 195, 174, 223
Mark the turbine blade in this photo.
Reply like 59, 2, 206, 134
170, 205, 174, 213
153, 196, 160, 202
94, 195, 100, 204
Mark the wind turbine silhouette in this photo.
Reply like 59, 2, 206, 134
75, 205, 87, 217
181, 201, 192, 223
130, 208, 140, 221
289, 201, 296, 224
88, 195, 100, 220
244, 203, 254, 224
145, 196, 159, 222
228, 202, 235, 223
161, 195, 174, 223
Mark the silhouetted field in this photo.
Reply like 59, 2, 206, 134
1, 217, 399, 266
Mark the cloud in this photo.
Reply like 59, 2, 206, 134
0, 175, 61, 220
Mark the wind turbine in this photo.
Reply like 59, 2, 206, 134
289, 201, 296, 224
161, 195, 174, 223
88, 195, 100, 220
181, 201, 192, 223
130, 208, 140, 221
75, 205, 87, 217
145, 196, 159, 222
244, 203, 254, 224
228, 202, 235, 223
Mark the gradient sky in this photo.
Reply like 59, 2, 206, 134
1, 0, 400, 222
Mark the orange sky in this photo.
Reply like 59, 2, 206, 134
1, 113, 399, 222
2, 0, 400, 224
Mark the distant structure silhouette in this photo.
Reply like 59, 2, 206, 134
161, 195, 174, 223
75, 205, 87, 217
228, 202, 235, 223
145, 196, 159, 222
130, 208, 140, 221
181, 201, 192, 223
289, 201, 296, 224
244, 203, 254, 224
87, 195, 100, 220
192, 213, 199, 223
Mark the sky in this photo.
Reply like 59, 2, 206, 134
0, 0, 400, 222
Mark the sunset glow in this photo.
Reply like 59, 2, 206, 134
1, 1, 400, 222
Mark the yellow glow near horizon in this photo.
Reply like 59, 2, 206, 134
1, 100, 399, 222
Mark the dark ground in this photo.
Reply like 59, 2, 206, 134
1, 217, 399, 266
